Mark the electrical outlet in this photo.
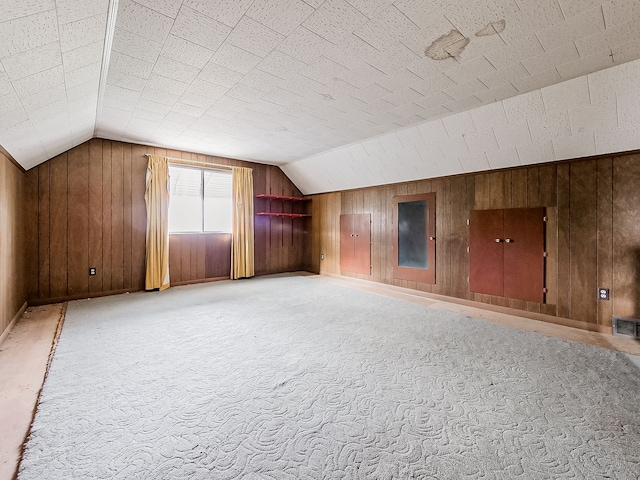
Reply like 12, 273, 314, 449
598, 288, 609, 300
321, 254, 325, 260
89, 267, 97, 276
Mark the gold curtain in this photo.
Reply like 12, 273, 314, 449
144, 155, 170, 290
231, 167, 255, 279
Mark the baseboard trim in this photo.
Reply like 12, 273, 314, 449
320, 273, 612, 335
0, 301, 28, 347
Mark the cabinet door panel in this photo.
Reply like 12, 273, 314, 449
504, 208, 545, 302
469, 209, 504, 296
340, 215, 354, 274
352, 213, 371, 275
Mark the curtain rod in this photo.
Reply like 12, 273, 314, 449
144, 153, 235, 171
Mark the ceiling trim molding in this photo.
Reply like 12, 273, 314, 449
94, 0, 120, 137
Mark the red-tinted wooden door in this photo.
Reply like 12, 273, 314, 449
469, 209, 504, 296
353, 213, 371, 275
503, 208, 545, 302
340, 215, 355, 273
340, 214, 370, 275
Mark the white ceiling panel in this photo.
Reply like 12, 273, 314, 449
12, 65, 64, 98
117, 0, 173, 43
62, 40, 104, 71
171, 6, 231, 50
247, 0, 315, 36
135, 0, 183, 18
56, 0, 106, 25
59, 13, 108, 52
209, 43, 261, 74
0, 0, 54, 22
0, 0, 638, 192
111, 28, 163, 63
303, 0, 368, 44
0, 10, 59, 58
183, 0, 253, 28
109, 51, 154, 79
2, 41, 62, 81
161, 34, 214, 68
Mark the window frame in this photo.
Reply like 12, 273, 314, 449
168, 164, 232, 235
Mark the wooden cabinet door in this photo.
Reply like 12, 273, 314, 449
340, 215, 355, 274
340, 214, 371, 275
352, 213, 371, 275
469, 207, 545, 302
503, 208, 545, 302
469, 209, 504, 296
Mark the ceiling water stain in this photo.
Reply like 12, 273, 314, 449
424, 29, 470, 61
475, 19, 506, 37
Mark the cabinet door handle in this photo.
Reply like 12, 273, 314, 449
495, 238, 503, 243
505, 238, 513, 243
429, 236, 435, 241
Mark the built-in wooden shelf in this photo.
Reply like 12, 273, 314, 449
255, 194, 311, 218
256, 194, 310, 201
256, 212, 311, 218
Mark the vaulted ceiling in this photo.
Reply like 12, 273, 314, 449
1, 0, 640, 193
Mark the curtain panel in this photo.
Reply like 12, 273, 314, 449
231, 167, 255, 279
144, 155, 171, 290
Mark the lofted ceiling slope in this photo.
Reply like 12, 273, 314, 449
1, 0, 640, 189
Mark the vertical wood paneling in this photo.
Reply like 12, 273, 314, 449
111, 142, 124, 290
556, 164, 571, 318
49, 154, 68, 299
450, 176, 469, 298
102, 142, 112, 292
0, 152, 26, 336
527, 167, 540, 206
170, 235, 182, 283
38, 162, 50, 300
88, 139, 103, 294
25, 139, 305, 302
569, 162, 598, 323
123, 145, 133, 290
612, 154, 640, 319
511, 169, 528, 208
474, 173, 490, 210
597, 158, 613, 326
310, 155, 640, 330
67, 144, 89, 297
539, 164, 558, 315
24, 169, 39, 301
130, 144, 147, 291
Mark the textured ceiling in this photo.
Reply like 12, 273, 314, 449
1, 1, 640, 184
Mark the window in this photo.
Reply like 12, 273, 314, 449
168, 165, 232, 233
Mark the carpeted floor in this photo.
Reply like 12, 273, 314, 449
19, 275, 640, 479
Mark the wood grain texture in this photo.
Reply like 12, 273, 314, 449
67, 144, 89, 297
612, 154, 640, 319
23, 139, 305, 304
568, 161, 597, 323
0, 152, 26, 336
49, 154, 68, 299
596, 158, 613, 327
310, 155, 640, 328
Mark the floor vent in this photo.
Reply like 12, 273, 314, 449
612, 316, 640, 338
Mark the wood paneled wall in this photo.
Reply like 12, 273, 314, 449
309, 153, 640, 328
0, 152, 25, 337
23, 139, 307, 304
